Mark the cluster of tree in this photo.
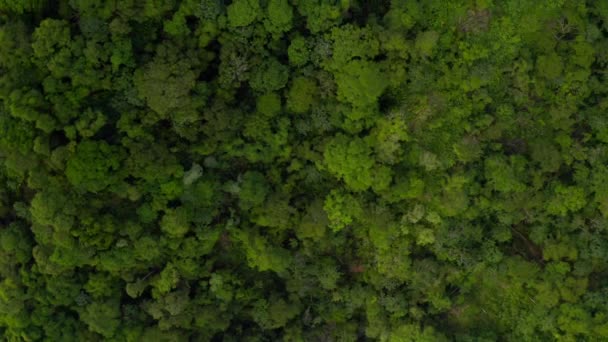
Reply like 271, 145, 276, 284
2, 0, 608, 340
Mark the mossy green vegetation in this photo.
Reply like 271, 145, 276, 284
2, 1, 608, 340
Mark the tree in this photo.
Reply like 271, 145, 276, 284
294, 0, 348, 33
65, 140, 125, 193
415, 31, 440, 57
286, 77, 317, 113
288, 36, 309, 67
79, 300, 121, 338
547, 184, 587, 216
238, 171, 270, 210
0, 0, 44, 14
330, 24, 380, 68
324, 134, 375, 191
484, 155, 527, 193
323, 189, 363, 232
264, 0, 293, 37
249, 58, 289, 93
227, 0, 261, 28
133, 43, 202, 125
334, 60, 388, 111
257, 92, 282, 117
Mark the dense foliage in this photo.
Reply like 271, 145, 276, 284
2, 0, 608, 340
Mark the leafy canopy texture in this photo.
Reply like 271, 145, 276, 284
3, 1, 608, 341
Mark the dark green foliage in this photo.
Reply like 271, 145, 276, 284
2, 1, 608, 341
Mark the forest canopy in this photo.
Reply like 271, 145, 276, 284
2, 0, 608, 341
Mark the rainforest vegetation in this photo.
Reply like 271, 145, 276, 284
2, 0, 608, 340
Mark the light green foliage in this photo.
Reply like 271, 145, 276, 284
6, 88, 54, 133
415, 31, 439, 57
30, 18, 81, 84
134, 236, 161, 261
370, 116, 409, 163
234, 229, 290, 273
257, 92, 282, 117
435, 174, 470, 217
543, 242, 578, 261
0, 116, 36, 158
288, 36, 309, 66
334, 60, 388, 109
264, 0, 293, 37
209, 272, 244, 304
159, 208, 191, 240
390, 324, 447, 342
31, 19, 71, 61
141, 0, 176, 19
547, 185, 586, 216
227, 0, 261, 27
330, 24, 380, 67
152, 263, 181, 296
324, 134, 375, 191
85, 272, 118, 298
295, 0, 346, 33
323, 189, 362, 232
68, 108, 107, 139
